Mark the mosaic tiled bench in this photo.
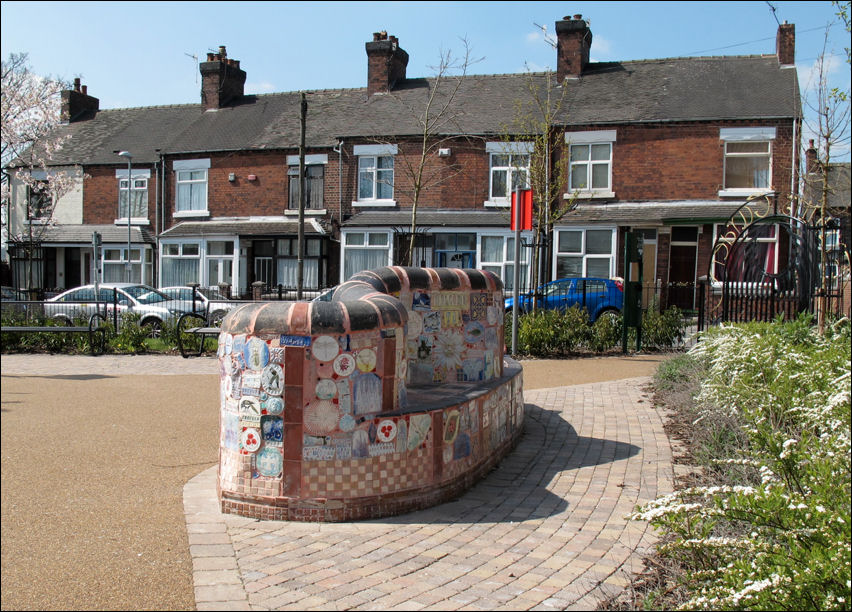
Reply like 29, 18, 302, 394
216, 266, 524, 521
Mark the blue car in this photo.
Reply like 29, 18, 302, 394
504, 277, 624, 322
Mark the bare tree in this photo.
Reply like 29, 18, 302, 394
498, 67, 576, 307
376, 39, 481, 266
2, 52, 75, 289
800, 2, 851, 333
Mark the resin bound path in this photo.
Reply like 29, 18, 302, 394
1, 353, 672, 611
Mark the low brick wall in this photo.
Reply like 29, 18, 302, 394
217, 266, 523, 521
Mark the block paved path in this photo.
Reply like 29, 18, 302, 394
185, 376, 673, 611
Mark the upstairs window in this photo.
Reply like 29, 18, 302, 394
27, 180, 52, 221
565, 130, 616, 198
354, 145, 396, 205
118, 177, 148, 218
720, 128, 775, 195
485, 142, 532, 206
174, 159, 210, 215
288, 165, 325, 210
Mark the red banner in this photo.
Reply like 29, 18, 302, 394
510, 189, 533, 231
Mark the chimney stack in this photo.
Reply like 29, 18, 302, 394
61, 78, 99, 123
806, 139, 819, 174
556, 14, 593, 80
365, 31, 409, 95
776, 21, 795, 66
199, 45, 247, 110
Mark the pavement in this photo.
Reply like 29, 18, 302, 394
1, 353, 674, 611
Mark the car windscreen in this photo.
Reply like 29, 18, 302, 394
126, 286, 170, 304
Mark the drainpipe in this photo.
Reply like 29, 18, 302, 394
333, 138, 343, 227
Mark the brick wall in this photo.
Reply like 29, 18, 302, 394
82, 165, 157, 225
79, 118, 798, 232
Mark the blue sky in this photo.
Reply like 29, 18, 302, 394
2, 1, 849, 157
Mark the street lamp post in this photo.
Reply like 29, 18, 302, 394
117, 151, 133, 282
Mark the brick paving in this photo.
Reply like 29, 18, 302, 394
184, 375, 673, 611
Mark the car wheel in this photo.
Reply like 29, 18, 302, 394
144, 318, 163, 338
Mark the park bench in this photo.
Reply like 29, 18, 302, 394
176, 310, 221, 358
0, 313, 108, 356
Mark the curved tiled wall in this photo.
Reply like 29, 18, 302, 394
217, 266, 524, 521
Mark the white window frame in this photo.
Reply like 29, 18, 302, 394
553, 227, 617, 279
114, 168, 151, 225
340, 230, 392, 281
286, 154, 328, 215
159, 240, 203, 287
564, 130, 616, 199
484, 142, 532, 207
353, 145, 396, 207
174, 159, 210, 217
478, 232, 532, 291
719, 127, 775, 197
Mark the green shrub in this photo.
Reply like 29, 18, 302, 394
588, 311, 622, 352
516, 309, 562, 356
633, 315, 852, 610
109, 312, 149, 354
641, 304, 686, 349
557, 305, 592, 353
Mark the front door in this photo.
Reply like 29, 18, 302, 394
66, 247, 82, 288
668, 227, 698, 310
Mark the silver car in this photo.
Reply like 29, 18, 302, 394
158, 286, 240, 325
45, 283, 184, 336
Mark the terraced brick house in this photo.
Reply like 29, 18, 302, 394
4, 16, 802, 308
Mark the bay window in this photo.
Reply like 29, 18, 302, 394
480, 234, 530, 291
160, 242, 201, 286
343, 231, 390, 280
555, 228, 615, 278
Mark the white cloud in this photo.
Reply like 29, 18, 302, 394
526, 31, 542, 44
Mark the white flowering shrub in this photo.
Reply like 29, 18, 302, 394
633, 315, 851, 610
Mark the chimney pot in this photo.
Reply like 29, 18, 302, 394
207, 52, 214, 61
74, 77, 81, 92
82, 85, 87, 95
573, 14, 582, 20
219, 45, 227, 57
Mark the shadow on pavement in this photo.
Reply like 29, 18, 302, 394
362, 401, 640, 525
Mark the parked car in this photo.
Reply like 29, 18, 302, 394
504, 277, 624, 323
1, 286, 29, 316
157, 286, 239, 325
44, 283, 185, 336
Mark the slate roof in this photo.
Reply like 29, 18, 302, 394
159, 219, 325, 238
37, 55, 800, 167
37, 224, 156, 244
556, 201, 751, 226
